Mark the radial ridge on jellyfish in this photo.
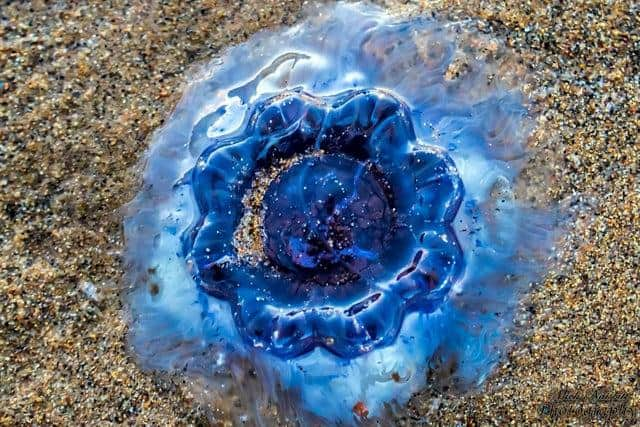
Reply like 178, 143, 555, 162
123, 2, 563, 425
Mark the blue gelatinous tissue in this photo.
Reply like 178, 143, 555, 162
123, 2, 562, 424
187, 89, 463, 360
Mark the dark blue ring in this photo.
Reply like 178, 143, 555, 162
183, 88, 464, 359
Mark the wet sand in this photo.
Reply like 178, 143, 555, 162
1, 1, 638, 425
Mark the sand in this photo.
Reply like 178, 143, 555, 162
1, 0, 637, 425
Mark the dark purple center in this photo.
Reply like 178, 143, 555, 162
262, 154, 394, 285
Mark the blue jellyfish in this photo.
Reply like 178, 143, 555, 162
123, 3, 562, 425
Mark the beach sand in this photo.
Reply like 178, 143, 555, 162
1, 0, 637, 424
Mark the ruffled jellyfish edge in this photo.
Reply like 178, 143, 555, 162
181, 89, 466, 359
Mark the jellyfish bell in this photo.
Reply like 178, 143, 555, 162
123, 2, 565, 425
182, 88, 463, 362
